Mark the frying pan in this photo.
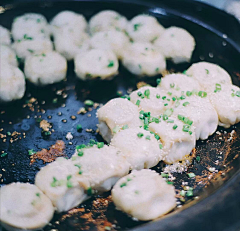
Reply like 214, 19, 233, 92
0, 0, 240, 230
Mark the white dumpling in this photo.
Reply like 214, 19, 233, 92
0, 25, 11, 45
72, 145, 130, 192
158, 73, 201, 97
24, 51, 67, 86
149, 115, 196, 164
35, 157, 88, 213
74, 49, 119, 80
89, 30, 130, 59
122, 42, 166, 77
0, 182, 54, 231
54, 31, 90, 60
186, 62, 232, 92
89, 10, 128, 35
11, 13, 50, 41
50, 11, 87, 34
172, 95, 218, 140
97, 98, 142, 143
130, 86, 173, 116
208, 84, 240, 128
126, 15, 165, 43
154, 26, 195, 64
110, 128, 164, 170
0, 65, 25, 102
0, 44, 18, 67
112, 169, 176, 221
12, 38, 53, 60
226, 1, 240, 21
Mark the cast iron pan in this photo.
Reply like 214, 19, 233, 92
0, 0, 240, 230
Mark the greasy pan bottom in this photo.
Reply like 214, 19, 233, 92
0, 0, 240, 230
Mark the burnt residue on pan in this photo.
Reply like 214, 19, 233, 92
0, 1, 240, 231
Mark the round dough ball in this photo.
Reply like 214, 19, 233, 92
0, 44, 18, 67
50, 11, 87, 35
89, 10, 128, 35
126, 15, 165, 43
97, 98, 142, 143
154, 26, 195, 64
74, 49, 119, 80
0, 65, 25, 102
12, 38, 53, 60
35, 157, 87, 213
72, 145, 130, 192
0, 182, 54, 231
208, 84, 240, 128
158, 73, 201, 97
54, 31, 90, 60
149, 115, 196, 164
24, 51, 67, 86
130, 86, 173, 116
186, 62, 232, 92
0, 25, 11, 45
90, 30, 130, 59
112, 169, 176, 221
226, 1, 240, 21
111, 127, 164, 170
172, 95, 218, 140
122, 42, 166, 77
12, 13, 50, 41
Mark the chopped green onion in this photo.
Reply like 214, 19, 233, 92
173, 124, 178, 130
97, 142, 104, 148
137, 132, 144, 138
156, 94, 160, 99
164, 108, 173, 117
161, 172, 168, 178
159, 143, 163, 149
107, 60, 114, 67
156, 78, 161, 85
84, 99, 94, 106
186, 190, 193, 197
186, 91, 192, 97
28, 149, 36, 156
144, 89, 150, 98
205, 69, 209, 74
134, 23, 142, 31
170, 83, 175, 88
183, 102, 190, 106
136, 100, 141, 106
180, 190, 186, 196
1, 153, 7, 158
163, 115, 168, 120
198, 91, 207, 98
120, 182, 127, 187
180, 95, 186, 100
78, 151, 84, 156
155, 134, 160, 140
87, 187, 92, 196
145, 135, 151, 140
137, 92, 142, 97
76, 124, 82, 131
172, 97, 176, 101
76, 144, 86, 150
182, 125, 190, 132
162, 96, 166, 100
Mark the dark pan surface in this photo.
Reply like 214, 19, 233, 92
0, 1, 240, 230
